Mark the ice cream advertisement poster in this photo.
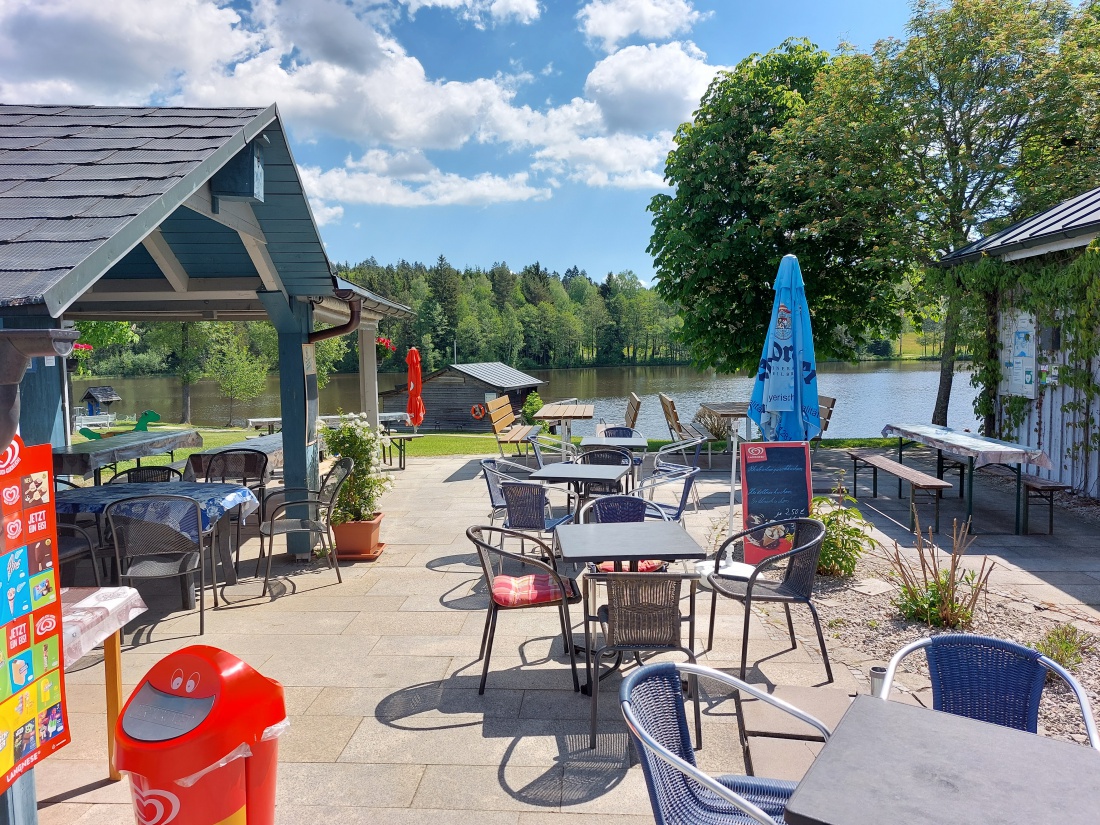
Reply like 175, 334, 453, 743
739, 441, 812, 565
0, 436, 69, 789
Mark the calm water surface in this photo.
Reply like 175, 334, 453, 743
73, 362, 980, 439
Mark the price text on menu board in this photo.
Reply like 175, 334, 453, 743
740, 441, 812, 565
0, 435, 69, 791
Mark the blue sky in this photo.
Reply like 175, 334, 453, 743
0, 0, 913, 283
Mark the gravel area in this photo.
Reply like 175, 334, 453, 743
805, 546, 1100, 746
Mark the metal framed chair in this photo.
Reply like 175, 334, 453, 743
634, 467, 700, 524
56, 523, 102, 586
577, 495, 670, 573
621, 662, 831, 825
706, 518, 832, 684
205, 448, 270, 571
527, 434, 579, 468
256, 457, 351, 597
466, 525, 581, 694
877, 634, 1100, 749
480, 458, 536, 525
584, 570, 700, 749
576, 446, 633, 497
106, 495, 211, 634
107, 466, 184, 484
499, 481, 572, 551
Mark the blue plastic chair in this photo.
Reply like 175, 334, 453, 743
621, 662, 831, 825
878, 634, 1100, 749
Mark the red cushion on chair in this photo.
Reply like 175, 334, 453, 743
596, 559, 666, 573
492, 574, 575, 607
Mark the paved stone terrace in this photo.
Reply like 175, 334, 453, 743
38, 447, 1100, 824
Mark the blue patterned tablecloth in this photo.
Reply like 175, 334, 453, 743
55, 482, 259, 530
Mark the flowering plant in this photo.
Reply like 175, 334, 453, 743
320, 412, 393, 524
376, 336, 397, 360
71, 343, 94, 376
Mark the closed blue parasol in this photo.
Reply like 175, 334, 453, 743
747, 255, 820, 441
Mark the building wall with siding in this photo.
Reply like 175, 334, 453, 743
381, 368, 537, 432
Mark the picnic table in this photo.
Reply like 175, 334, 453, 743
247, 412, 410, 434
54, 429, 203, 484
881, 423, 1052, 534
533, 402, 594, 444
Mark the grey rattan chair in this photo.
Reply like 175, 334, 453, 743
621, 662, 831, 825
576, 446, 632, 496
499, 481, 572, 551
466, 525, 581, 694
577, 495, 669, 573
205, 448, 269, 571
480, 458, 536, 525
106, 466, 184, 484
706, 518, 831, 683
877, 634, 1100, 750
106, 495, 211, 634
584, 569, 700, 749
256, 457, 351, 597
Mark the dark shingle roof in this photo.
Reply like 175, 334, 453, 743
79, 386, 122, 404
942, 186, 1100, 265
450, 362, 543, 390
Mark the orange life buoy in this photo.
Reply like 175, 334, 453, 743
471, 403, 487, 420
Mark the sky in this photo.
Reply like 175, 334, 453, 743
0, 0, 914, 283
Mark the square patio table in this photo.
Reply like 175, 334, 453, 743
580, 435, 648, 450
533, 402, 594, 444
784, 695, 1100, 825
55, 482, 258, 587
555, 522, 706, 572
54, 429, 203, 484
881, 423, 1053, 534
529, 463, 631, 513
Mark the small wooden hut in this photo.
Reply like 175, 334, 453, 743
380, 362, 542, 432
79, 386, 121, 415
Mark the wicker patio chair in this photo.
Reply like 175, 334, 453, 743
877, 634, 1100, 749
256, 457, 351, 597
577, 494, 669, 573
466, 525, 581, 694
584, 570, 700, 749
56, 522, 102, 586
576, 446, 632, 496
205, 448, 270, 571
499, 481, 572, 551
706, 518, 832, 683
480, 458, 535, 525
106, 495, 211, 634
106, 466, 184, 484
621, 662, 831, 825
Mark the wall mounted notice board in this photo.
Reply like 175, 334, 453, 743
740, 441, 812, 564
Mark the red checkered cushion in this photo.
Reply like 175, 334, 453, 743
597, 559, 666, 573
492, 574, 576, 607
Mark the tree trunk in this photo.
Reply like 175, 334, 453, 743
932, 295, 961, 426
181, 382, 191, 425
981, 290, 1000, 436
180, 323, 192, 424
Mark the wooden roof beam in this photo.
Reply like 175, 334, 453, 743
141, 228, 189, 292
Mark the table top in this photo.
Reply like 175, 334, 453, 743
784, 695, 1100, 825
56, 482, 259, 528
54, 429, 203, 475
529, 464, 630, 484
186, 432, 284, 479
534, 403, 595, 421
556, 522, 706, 564
61, 586, 147, 667
700, 402, 750, 419
580, 436, 648, 449
881, 423, 1052, 469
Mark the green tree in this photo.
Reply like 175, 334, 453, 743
208, 327, 270, 426
141, 322, 215, 424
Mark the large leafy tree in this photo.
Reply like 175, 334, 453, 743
649, 39, 903, 372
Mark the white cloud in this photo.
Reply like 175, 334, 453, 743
584, 41, 719, 132
577, 0, 705, 53
532, 132, 671, 188
301, 153, 551, 207
400, 0, 540, 26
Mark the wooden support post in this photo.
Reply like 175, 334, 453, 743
105, 631, 123, 781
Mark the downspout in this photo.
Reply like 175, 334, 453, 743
308, 292, 362, 342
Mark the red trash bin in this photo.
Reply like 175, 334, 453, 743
114, 645, 288, 825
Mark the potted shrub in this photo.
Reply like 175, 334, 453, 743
321, 412, 393, 560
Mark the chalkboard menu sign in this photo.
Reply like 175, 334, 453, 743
740, 441, 812, 564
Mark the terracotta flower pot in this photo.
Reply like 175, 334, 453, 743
332, 513, 385, 560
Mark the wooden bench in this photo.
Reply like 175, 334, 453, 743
72, 413, 116, 430
487, 395, 538, 457
659, 392, 716, 468
380, 431, 423, 470
979, 464, 1071, 534
849, 450, 953, 532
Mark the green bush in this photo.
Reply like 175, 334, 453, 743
810, 492, 876, 577
320, 412, 393, 524
1035, 624, 1093, 673
521, 391, 549, 432
93, 350, 167, 376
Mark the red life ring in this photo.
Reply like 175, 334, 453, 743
471, 403, 487, 420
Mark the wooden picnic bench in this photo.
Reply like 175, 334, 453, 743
978, 464, 1071, 534
487, 395, 537, 457
659, 392, 716, 467
849, 450, 953, 532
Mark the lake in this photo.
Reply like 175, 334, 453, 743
72, 361, 980, 439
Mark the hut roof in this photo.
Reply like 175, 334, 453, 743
79, 386, 121, 404
449, 362, 542, 390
